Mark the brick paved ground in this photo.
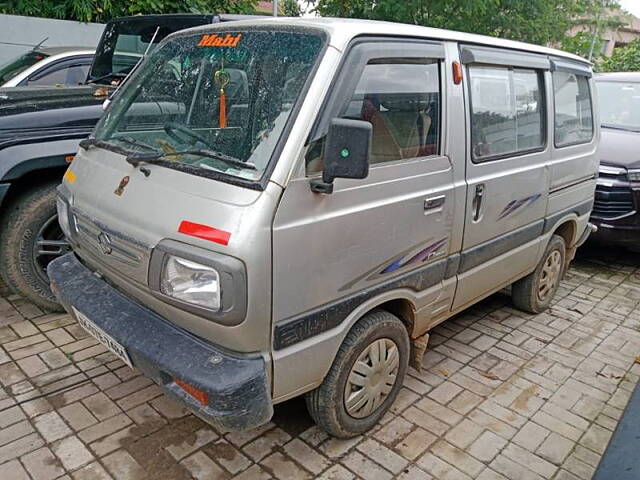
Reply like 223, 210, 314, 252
0, 246, 639, 480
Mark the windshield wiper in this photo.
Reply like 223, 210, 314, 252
126, 149, 257, 170
602, 124, 640, 133
114, 136, 159, 152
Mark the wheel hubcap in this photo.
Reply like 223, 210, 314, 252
538, 249, 562, 302
344, 338, 400, 419
32, 214, 71, 284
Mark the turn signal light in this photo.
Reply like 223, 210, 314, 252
452, 61, 463, 85
174, 378, 209, 406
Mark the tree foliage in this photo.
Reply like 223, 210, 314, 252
599, 39, 640, 71
0, 0, 258, 23
309, 0, 616, 47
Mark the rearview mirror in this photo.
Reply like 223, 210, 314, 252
310, 118, 372, 194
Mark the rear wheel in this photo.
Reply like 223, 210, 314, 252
0, 182, 69, 311
512, 235, 566, 314
305, 310, 409, 438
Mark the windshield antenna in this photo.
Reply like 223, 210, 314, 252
31, 37, 49, 51
107, 26, 161, 100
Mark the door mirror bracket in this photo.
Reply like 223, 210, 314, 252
310, 118, 371, 194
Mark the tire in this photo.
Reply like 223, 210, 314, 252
305, 310, 409, 438
0, 182, 67, 312
512, 235, 566, 314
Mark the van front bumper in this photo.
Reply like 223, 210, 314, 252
47, 253, 273, 431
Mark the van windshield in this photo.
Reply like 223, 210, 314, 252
93, 28, 324, 183
597, 80, 640, 132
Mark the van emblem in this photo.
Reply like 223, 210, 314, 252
114, 176, 130, 196
97, 232, 113, 255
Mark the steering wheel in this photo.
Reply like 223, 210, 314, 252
164, 122, 211, 147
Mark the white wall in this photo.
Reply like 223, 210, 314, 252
0, 14, 104, 64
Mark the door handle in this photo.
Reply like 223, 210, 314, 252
424, 195, 445, 211
472, 184, 485, 222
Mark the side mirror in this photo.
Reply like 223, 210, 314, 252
310, 118, 372, 194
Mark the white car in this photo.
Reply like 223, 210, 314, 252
0, 46, 95, 88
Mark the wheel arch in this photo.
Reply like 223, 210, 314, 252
272, 289, 419, 403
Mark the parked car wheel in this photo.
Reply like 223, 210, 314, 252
0, 182, 68, 311
305, 309, 409, 438
512, 234, 566, 314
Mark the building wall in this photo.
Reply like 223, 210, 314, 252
0, 14, 104, 64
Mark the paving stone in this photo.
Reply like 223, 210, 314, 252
17, 355, 49, 377
21, 447, 65, 480
536, 432, 575, 465
512, 421, 550, 451
341, 450, 393, 480
181, 451, 227, 479
262, 451, 311, 479
33, 411, 72, 442
317, 464, 355, 480
417, 451, 473, 480
356, 438, 408, 474
102, 450, 145, 480
428, 381, 463, 404
444, 418, 484, 449
0, 432, 44, 464
71, 461, 113, 480
0, 458, 30, 480
283, 438, 331, 474
468, 430, 508, 462
431, 440, 485, 478
395, 427, 436, 460
58, 402, 98, 431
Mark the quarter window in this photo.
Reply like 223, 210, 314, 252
306, 58, 440, 174
469, 66, 545, 161
553, 72, 593, 147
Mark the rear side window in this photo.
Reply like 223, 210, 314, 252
469, 66, 545, 161
553, 72, 593, 147
306, 58, 441, 174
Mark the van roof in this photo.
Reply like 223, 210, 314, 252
181, 16, 591, 66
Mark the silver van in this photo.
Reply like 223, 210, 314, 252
49, 18, 598, 438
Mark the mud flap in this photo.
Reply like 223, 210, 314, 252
409, 332, 429, 372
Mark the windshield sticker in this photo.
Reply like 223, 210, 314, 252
198, 33, 242, 48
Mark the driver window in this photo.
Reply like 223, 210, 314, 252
306, 58, 441, 175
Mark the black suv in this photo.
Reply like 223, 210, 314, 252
0, 14, 252, 310
591, 72, 640, 250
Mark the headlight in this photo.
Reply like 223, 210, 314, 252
56, 196, 72, 239
160, 255, 221, 311
628, 170, 640, 182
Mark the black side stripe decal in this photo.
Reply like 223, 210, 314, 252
458, 220, 545, 274
274, 200, 593, 350
274, 258, 447, 350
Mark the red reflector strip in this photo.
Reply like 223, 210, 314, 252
175, 378, 209, 406
178, 220, 231, 246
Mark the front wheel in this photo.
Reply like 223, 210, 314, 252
512, 234, 566, 314
0, 182, 69, 311
305, 310, 409, 438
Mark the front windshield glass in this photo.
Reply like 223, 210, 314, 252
94, 29, 324, 182
0, 51, 48, 84
597, 80, 640, 132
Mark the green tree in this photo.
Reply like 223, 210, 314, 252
309, 0, 615, 46
599, 38, 640, 71
283, 0, 302, 16
0, 0, 258, 23
561, 1, 627, 60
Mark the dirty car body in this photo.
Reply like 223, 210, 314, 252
50, 18, 598, 434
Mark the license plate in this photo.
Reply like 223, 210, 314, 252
72, 307, 133, 368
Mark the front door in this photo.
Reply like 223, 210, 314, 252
272, 39, 457, 357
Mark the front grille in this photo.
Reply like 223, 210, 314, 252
592, 185, 635, 218
72, 209, 150, 284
